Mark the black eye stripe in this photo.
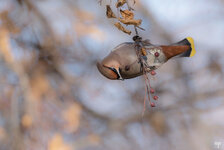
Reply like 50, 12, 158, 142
108, 67, 120, 79
108, 67, 114, 71
102, 65, 120, 79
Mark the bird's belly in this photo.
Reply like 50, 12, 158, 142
120, 47, 167, 79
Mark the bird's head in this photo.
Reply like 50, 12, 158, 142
97, 54, 122, 80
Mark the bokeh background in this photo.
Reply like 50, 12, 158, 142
0, 0, 224, 150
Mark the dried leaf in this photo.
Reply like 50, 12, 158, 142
119, 18, 142, 26
106, 5, 116, 18
116, 0, 126, 8
114, 22, 131, 35
141, 47, 147, 56
120, 9, 134, 20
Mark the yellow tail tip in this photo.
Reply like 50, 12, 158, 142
186, 37, 196, 57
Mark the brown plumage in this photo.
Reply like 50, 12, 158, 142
97, 37, 196, 80
161, 45, 190, 59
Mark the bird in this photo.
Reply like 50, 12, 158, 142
97, 37, 196, 80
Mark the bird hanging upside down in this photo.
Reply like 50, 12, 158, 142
97, 37, 196, 80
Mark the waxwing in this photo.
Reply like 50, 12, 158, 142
97, 37, 196, 80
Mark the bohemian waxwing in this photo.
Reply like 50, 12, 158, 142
97, 37, 196, 80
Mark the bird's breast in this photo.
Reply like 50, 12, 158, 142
119, 45, 167, 79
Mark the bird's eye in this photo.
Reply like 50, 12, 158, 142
125, 65, 130, 71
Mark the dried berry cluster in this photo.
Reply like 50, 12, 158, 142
106, 0, 142, 35
142, 59, 159, 109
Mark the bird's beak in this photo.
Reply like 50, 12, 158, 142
97, 61, 119, 80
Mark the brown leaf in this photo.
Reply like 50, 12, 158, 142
106, 5, 116, 18
120, 9, 134, 20
141, 47, 147, 56
114, 22, 131, 35
119, 18, 142, 26
116, 0, 126, 8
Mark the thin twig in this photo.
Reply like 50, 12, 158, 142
142, 82, 147, 116
134, 26, 138, 35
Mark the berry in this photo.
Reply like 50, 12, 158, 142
151, 102, 156, 107
155, 52, 160, 57
150, 70, 156, 76
153, 96, 158, 100
150, 88, 155, 94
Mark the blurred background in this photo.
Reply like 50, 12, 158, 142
0, 0, 224, 150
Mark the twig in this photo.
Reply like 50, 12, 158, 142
134, 26, 139, 35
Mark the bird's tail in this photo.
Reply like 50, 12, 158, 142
176, 37, 196, 57
162, 37, 196, 59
